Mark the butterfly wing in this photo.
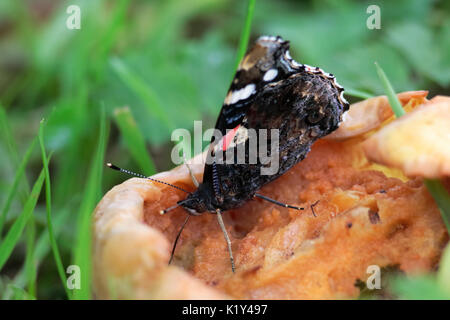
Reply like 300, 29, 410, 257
199, 36, 349, 211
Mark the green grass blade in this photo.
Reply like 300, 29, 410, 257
0, 165, 45, 271
24, 218, 36, 298
13, 207, 71, 289
0, 109, 38, 297
391, 275, 450, 300
0, 138, 37, 237
93, 0, 130, 77
374, 62, 405, 117
0, 105, 20, 164
375, 62, 450, 233
0, 105, 31, 204
39, 120, 71, 299
113, 106, 156, 175
344, 88, 374, 100
7, 285, 36, 300
233, 0, 256, 71
110, 57, 175, 131
73, 108, 108, 300
424, 180, 450, 231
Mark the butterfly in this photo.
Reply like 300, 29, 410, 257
108, 35, 349, 273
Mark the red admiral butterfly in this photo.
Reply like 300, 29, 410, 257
108, 35, 349, 273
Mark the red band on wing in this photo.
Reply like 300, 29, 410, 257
222, 125, 241, 151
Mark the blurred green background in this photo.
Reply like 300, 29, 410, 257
0, 0, 449, 299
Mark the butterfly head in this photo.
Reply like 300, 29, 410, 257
178, 192, 208, 216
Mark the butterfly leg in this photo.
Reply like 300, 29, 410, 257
168, 215, 190, 265
216, 209, 235, 273
254, 193, 318, 217
254, 193, 304, 210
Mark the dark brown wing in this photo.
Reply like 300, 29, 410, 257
198, 36, 349, 212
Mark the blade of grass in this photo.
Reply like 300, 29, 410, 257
0, 138, 37, 237
0, 106, 38, 298
53, 87, 89, 206
424, 180, 450, 231
0, 164, 46, 271
6, 285, 36, 300
113, 106, 156, 175
39, 119, 71, 299
0, 105, 31, 204
375, 62, 450, 233
344, 88, 374, 100
375, 62, 405, 117
24, 217, 36, 298
73, 107, 108, 300
0, 105, 20, 163
110, 57, 175, 131
391, 275, 450, 300
233, 0, 256, 72
93, 0, 130, 78
13, 206, 71, 289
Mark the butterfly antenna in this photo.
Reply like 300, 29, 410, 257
107, 163, 190, 194
159, 203, 180, 215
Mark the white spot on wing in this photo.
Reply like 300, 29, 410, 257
224, 84, 256, 105
263, 69, 278, 82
